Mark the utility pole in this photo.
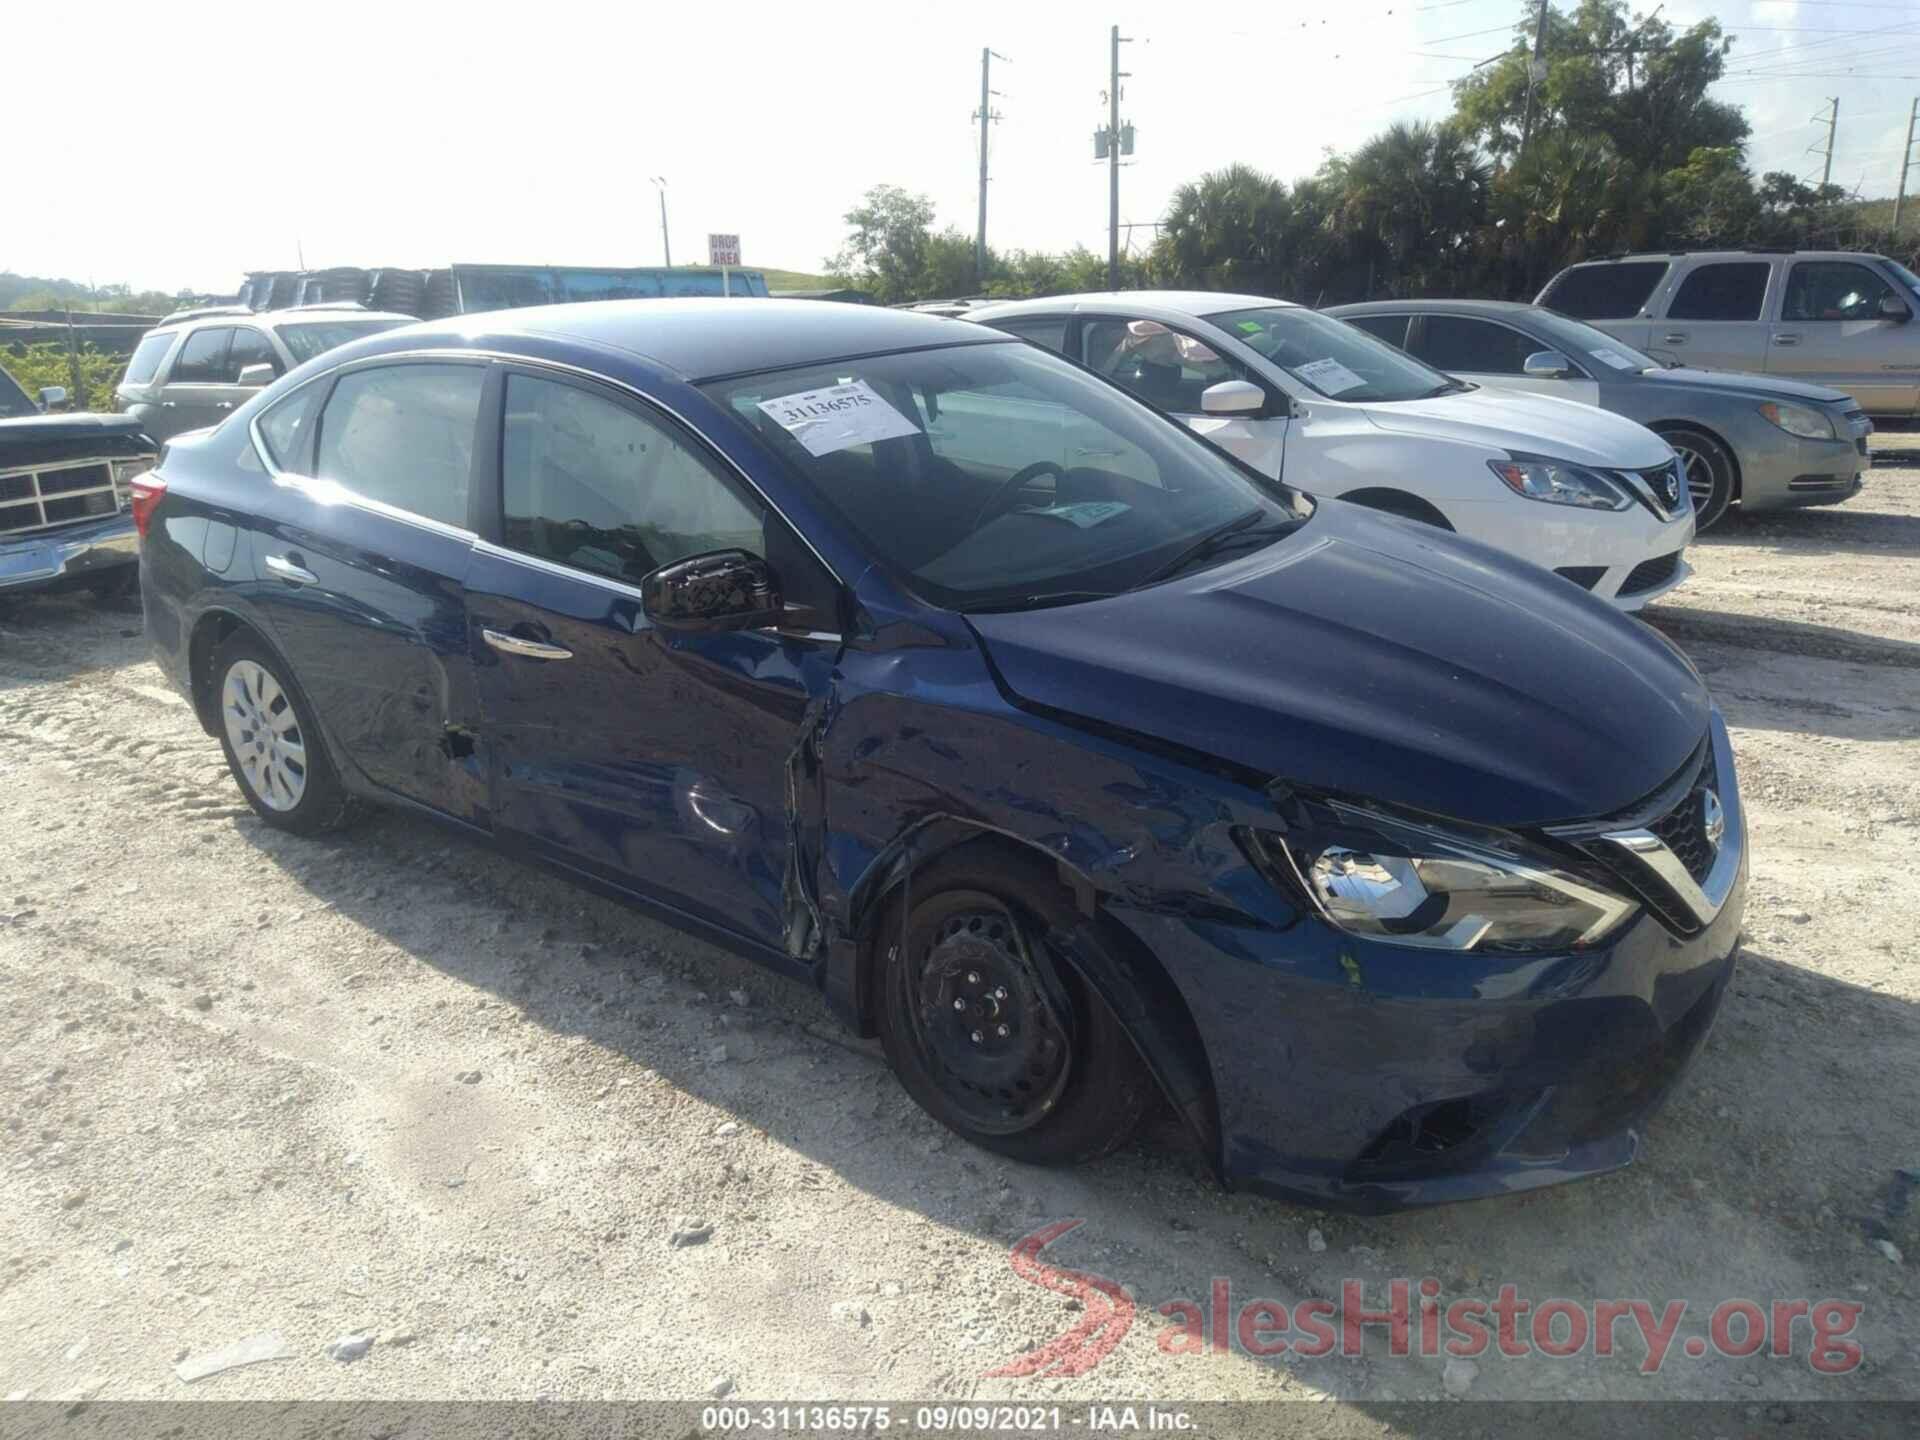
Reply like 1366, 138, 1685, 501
1895, 97, 1918, 233
1520, 0, 1549, 155
1818, 98, 1839, 189
650, 176, 672, 267
973, 48, 1006, 291
1107, 24, 1132, 290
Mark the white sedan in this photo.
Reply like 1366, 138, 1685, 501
968, 291, 1695, 610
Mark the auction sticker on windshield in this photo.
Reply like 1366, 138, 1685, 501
1294, 357, 1367, 395
1590, 347, 1639, 371
757, 380, 921, 457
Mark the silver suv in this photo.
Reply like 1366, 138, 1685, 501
1537, 250, 1920, 417
115, 305, 414, 442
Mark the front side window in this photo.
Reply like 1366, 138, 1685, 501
1208, 306, 1458, 403
314, 363, 485, 528
502, 372, 763, 585
1667, 262, 1771, 321
170, 327, 233, 384
275, 319, 412, 365
0, 366, 35, 418
121, 331, 176, 387
1342, 314, 1410, 349
1783, 262, 1897, 321
1081, 317, 1253, 413
1538, 261, 1669, 319
701, 341, 1302, 611
1416, 316, 1542, 376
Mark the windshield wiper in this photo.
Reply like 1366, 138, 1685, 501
1137, 509, 1290, 587
960, 589, 1122, 614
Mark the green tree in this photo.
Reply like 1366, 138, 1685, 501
1323, 122, 1489, 296
826, 185, 940, 305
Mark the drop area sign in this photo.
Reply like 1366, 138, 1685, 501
708, 234, 742, 267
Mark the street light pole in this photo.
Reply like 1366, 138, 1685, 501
650, 176, 672, 268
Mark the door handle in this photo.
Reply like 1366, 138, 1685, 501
482, 628, 572, 661
1773, 333, 1801, 346
215, 401, 235, 410
263, 554, 318, 585
1662, 333, 1688, 344
158, 401, 178, 409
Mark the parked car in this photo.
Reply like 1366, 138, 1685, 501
115, 305, 414, 442
1, 362, 156, 599
1537, 249, 1920, 417
1325, 299, 1871, 530
968, 292, 1694, 610
137, 299, 1745, 1211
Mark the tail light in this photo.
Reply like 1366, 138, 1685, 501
129, 475, 167, 540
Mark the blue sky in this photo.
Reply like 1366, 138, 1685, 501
12, 0, 1920, 294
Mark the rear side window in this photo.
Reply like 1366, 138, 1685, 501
315, 363, 485, 528
1667, 262, 1770, 321
1783, 261, 1897, 321
989, 316, 1070, 353
1342, 314, 1410, 349
1416, 316, 1541, 375
501, 372, 763, 584
227, 327, 282, 379
256, 381, 328, 470
1539, 261, 1669, 319
122, 331, 176, 386
170, 327, 233, 383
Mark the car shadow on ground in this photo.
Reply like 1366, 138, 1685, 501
228, 801, 1920, 1401
1643, 604, 1920, 683
0, 588, 147, 693
1701, 500, 1920, 559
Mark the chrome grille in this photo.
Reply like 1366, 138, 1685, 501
0, 459, 130, 538
1624, 458, 1685, 517
1646, 744, 1718, 884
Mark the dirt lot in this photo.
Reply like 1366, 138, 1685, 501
2, 460, 1917, 1413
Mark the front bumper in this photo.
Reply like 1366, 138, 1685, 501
1443, 494, 1695, 612
1112, 714, 1747, 1213
1735, 413, 1870, 512
0, 512, 139, 593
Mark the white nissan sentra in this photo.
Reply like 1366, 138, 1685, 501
970, 292, 1695, 609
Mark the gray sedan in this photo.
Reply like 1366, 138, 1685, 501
1325, 299, 1871, 529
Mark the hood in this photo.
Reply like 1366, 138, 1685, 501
967, 500, 1709, 829
1635, 365, 1856, 408
1356, 385, 1673, 467
0, 411, 156, 465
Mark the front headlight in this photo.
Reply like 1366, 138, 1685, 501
1758, 400, 1837, 441
1487, 453, 1631, 510
1244, 802, 1637, 953
109, 458, 152, 510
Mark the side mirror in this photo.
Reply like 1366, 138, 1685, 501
37, 385, 70, 412
1200, 379, 1267, 415
1879, 295, 1911, 322
237, 362, 278, 387
642, 549, 782, 633
1523, 350, 1574, 378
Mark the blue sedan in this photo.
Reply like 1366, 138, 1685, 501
135, 299, 1746, 1210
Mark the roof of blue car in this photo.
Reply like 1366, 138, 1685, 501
441, 298, 1009, 381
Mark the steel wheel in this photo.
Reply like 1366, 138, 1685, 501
901, 894, 1075, 1137
221, 658, 308, 811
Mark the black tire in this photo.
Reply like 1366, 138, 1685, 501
1657, 425, 1735, 531
875, 848, 1152, 1166
1341, 490, 1455, 531
209, 630, 359, 835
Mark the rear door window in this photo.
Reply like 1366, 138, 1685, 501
314, 363, 486, 528
170, 328, 234, 384
1416, 317, 1540, 374
226, 326, 282, 379
1342, 314, 1410, 349
1782, 261, 1898, 321
988, 316, 1071, 354
1539, 261, 1669, 319
122, 331, 176, 386
1667, 262, 1771, 321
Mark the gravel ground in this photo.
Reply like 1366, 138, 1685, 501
2, 465, 1917, 1411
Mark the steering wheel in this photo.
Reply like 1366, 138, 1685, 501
971, 461, 1067, 531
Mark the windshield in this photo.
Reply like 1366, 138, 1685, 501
0, 366, 35, 419
276, 319, 412, 365
1528, 310, 1663, 373
700, 341, 1304, 611
1206, 306, 1457, 402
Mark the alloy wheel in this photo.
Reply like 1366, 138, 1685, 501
1673, 442, 1717, 511
221, 659, 308, 811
